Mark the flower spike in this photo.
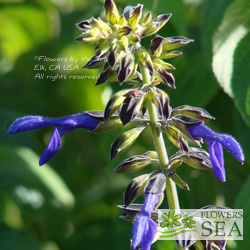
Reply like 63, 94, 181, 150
8, 2, 232, 250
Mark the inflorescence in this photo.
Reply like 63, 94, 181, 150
8, 1, 244, 249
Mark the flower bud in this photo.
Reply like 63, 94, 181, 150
143, 151, 158, 160
104, 89, 132, 122
176, 239, 195, 249
170, 148, 213, 171
150, 36, 164, 57
145, 173, 166, 194
200, 239, 226, 250
169, 158, 183, 170
127, 4, 143, 28
159, 51, 183, 59
91, 17, 111, 32
118, 14, 127, 26
153, 57, 176, 70
170, 173, 190, 191
112, 155, 152, 174
117, 53, 135, 83
95, 67, 115, 86
141, 12, 152, 27
105, 0, 120, 25
153, 64, 175, 88
119, 89, 144, 125
110, 126, 145, 161
75, 20, 91, 31
165, 125, 189, 153
118, 204, 158, 221
117, 26, 133, 37
92, 116, 122, 133
123, 174, 150, 207
171, 105, 215, 121
76, 29, 100, 44
138, 47, 154, 72
86, 111, 122, 133
162, 36, 194, 51
83, 53, 107, 69
143, 14, 172, 37
155, 88, 171, 122
170, 115, 202, 146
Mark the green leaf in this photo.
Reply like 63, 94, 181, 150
58, 43, 105, 111
202, 0, 234, 62
0, 144, 75, 210
232, 33, 250, 125
212, 0, 250, 125
0, 6, 53, 70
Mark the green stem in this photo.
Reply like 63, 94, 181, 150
147, 91, 180, 210
140, 63, 182, 250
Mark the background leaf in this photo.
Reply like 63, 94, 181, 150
212, 0, 250, 125
0, 144, 74, 207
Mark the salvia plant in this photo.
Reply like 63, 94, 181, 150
7, 0, 245, 249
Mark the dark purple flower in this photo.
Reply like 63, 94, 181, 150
132, 193, 159, 250
8, 113, 100, 166
188, 123, 245, 182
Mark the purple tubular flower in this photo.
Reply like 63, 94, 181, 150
8, 113, 100, 166
188, 123, 245, 182
132, 193, 159, 250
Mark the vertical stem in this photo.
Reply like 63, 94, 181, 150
141, 63, 182, 250
147, 94, 180, 210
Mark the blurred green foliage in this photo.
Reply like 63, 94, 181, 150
0, 0, 249, 249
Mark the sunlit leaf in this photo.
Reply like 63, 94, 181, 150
0, 6, 54, 73
0, 144, 75, 210
212, 0, 250, 125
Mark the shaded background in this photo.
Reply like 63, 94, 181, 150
0, 0, 249, 249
